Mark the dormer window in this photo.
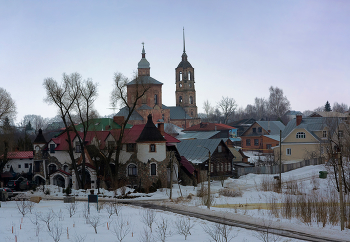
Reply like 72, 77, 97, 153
323, 130, 327, 138
296, 132, 305, 139
75, 142, 81, 153
50, 144, 55, 153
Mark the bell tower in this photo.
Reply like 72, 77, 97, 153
175, 28, 197, 118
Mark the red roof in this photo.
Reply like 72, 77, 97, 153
180, 156, 195, 174
111, 124, 180, 144
183, 122, 236, 132
6, 151, 33, 159
51, 131, 111, 151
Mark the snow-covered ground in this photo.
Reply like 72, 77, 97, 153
1, 163, 349, 241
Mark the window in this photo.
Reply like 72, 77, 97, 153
179, 83, 182, 88
63, 165, 69, 172
338, 130, 344, 138
75, 142, 81, 153
218, 145, 222, 153
150, 144, 156, 152
150, 163, 157, 176
49, 164, 57, 174
25, 163, 29, 168
154, 94, 158, 105
189, 82, 192, 88
246, 139, 251, 146
258, 127, 262, 133
179, 71, 182, 81
266, 144, 272, 150
128, 164, 137, 176
254, 139, 259, 146
108, 141, 115, 151
18, 164, 21, 168
221, 164, 224, 172
252, 128, 256, 133
286, 148, 292, 155
227, 163, 231, 171
6, 165, 9, 168
188, 71, 191, 80
50, 144, 55, 153
162, 113, 165, 120
323, 131, 327, 138
189, 96, 193, 104
126, 143, 136, 152
179, 96, 183, 103
296, 132, 305, 139
217, 164, 220, 171
191, 110, 193, 116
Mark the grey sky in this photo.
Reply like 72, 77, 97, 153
1, 1, 350, 123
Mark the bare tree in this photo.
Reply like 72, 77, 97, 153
39, 210, 56, 232
140, 227, 154, 242
155, 216, 171, 242
29, 212, 42, 236
0, 87, 16, 124
43, 73, 98, 189
254, 97, 268, 120
110, 72, 150, 185
16, 200, 29, 217
141, 209, 156, 232
202, 222, 236, 242
21, 114, 48, 133
48, 221, 63, 242
268, 86, 290, 119
65, 202, 77, 218
217, 96, 237, 124
111, 215, 131, 242
333, 102, 349, 113
203, 99, 214, 120
88, 215, 102, 234
175, 217, 195, 240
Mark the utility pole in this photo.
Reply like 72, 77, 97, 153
207, 150, 211, 209
279, 130, 282, 190
337, 148, 344, 230
169, 152, 173, 200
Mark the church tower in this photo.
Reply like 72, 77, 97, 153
175, 28, 198, 118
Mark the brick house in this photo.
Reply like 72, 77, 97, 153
240, 121, 285, 153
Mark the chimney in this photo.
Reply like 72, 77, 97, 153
158, 123, 165, 136
296, 115, 302, 126
113, 116, 125, 126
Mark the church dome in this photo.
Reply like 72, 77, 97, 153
138, 58, 150, 69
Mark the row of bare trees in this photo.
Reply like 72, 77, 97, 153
202, 86, 290, 124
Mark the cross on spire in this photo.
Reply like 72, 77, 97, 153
183, 27, 186, 53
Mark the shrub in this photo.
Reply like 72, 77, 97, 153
219, 188, 242, 197
44, 188, 51, 195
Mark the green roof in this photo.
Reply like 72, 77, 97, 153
75, 118, 132, 132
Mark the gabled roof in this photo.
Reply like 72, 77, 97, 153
176, 139, 225, 164
136, 115, 166, 142
126, 76, 162, 85
162, 105, 192, 119
183, 122, 235, 132
74, 118, 130, 131
180, 156, 195, 174
111, 124, 180, 144
282, 117, 333, 141
50, 131, 111, 151
138, 104, 152, 110
115, 106, 144, 121
5, 151, 33, 159
256, 121, 285, 135
176, 131, 220, 140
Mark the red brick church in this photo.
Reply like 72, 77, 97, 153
116, 32, 201, 128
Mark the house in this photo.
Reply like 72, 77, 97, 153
240, 121, 285, 153
181, 122, 238, 141
229, 118, 256, 137
275, 115, 342, 162
176, 139, 235, 183
308, 111, 349, 122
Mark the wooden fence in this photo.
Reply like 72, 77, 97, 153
236, 158, 325, 177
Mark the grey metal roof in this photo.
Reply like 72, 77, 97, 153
138, 58, 150, 69
115, 106, 144, 121
126, 76, 163, 85
264, 135, 280, 142
256, 121, 285, 135
285, 110, 302, 116
162, 105, 192, 120
176, 131, 220, 140
138, 104, 152, 110
282, 117, 339, 141
177, 139, 224, 164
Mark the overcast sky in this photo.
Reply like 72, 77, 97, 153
1, 0, 350, 123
